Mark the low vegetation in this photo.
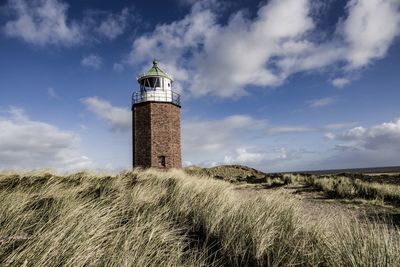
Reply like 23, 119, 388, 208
1, 168, 400, 266
282, 173, 400, 205
185, 165, 287, 186
188, 165, 400, 206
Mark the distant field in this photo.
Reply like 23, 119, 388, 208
1, 167, 400, 266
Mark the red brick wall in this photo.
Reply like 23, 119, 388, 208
132, 102, 182, 169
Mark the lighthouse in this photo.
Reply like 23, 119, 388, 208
132, 60, 182, 169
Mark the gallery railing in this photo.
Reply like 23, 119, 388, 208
132, 90, 181, 106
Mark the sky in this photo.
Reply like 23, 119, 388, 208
0, 0, 399, 172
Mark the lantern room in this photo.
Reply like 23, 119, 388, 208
133, 60, 180, 106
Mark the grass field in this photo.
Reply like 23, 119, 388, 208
1, 167, 400, 266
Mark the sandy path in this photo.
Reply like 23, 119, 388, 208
234, 183, 399, 226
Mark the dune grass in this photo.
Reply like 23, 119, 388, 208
301, 175, 400, 205
0, 169, 399, 266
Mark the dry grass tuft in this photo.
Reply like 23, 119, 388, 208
306, 175, 400, 204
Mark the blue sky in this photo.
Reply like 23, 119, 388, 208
0, 0, 399, 172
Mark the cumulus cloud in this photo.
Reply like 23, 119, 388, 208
81, 97, 131, 131
2, 0, 135, 46
331, 78, 350, 88
127, 0, 400, 98
183, 114, 400, 170
3, 0, 82, 46
224, 147, 289, 165
182, 114, 313, 170
128, 0, 313, 97
342, 0, 400, 70
183, 115, 267, 154
0, 107, 91, 170
95, 7, 131, 40
324, 132, 336, 140
322, 118, 400, 168
307, 96, 336, 108
328, 119, 400, 150
81, 54, 103, 69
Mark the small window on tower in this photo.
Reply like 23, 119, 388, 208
168, 83, 170, 87
158, 156, 166, 167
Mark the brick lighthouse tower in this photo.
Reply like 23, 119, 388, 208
132, 60, 182, 169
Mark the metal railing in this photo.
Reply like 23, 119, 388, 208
132, 90, 181, 106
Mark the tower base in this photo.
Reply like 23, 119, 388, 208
132, 102, 182, 169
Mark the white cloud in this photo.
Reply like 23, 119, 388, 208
81, 54, 103, 69
81, 97, 131, 131
183, 160, 193, 167
224, 147, 288, 165
3, 0, 82, 46
324, 132, 336, 140
307, 96, 336, 108
0, 107, 91, 170
322, 118, 400, 168
182, 114, 314, 170
329, 119, 400, 150
342, 0, 400, 70
331, 78, 350, 88
128, 0, 314, 98
7, 106, 28, 121
183, 115, 267, 154
182, 113, 400, 171
2, 0, 135, 46
127, 0, 400, 98
96, 7, 131, 40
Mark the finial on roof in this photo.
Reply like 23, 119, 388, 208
153, 59, 158, 67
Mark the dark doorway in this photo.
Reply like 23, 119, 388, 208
158, 156, 166, 167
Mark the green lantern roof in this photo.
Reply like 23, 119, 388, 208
138, 60, 173, 80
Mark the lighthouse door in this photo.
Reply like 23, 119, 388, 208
158, 156, 166, 167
